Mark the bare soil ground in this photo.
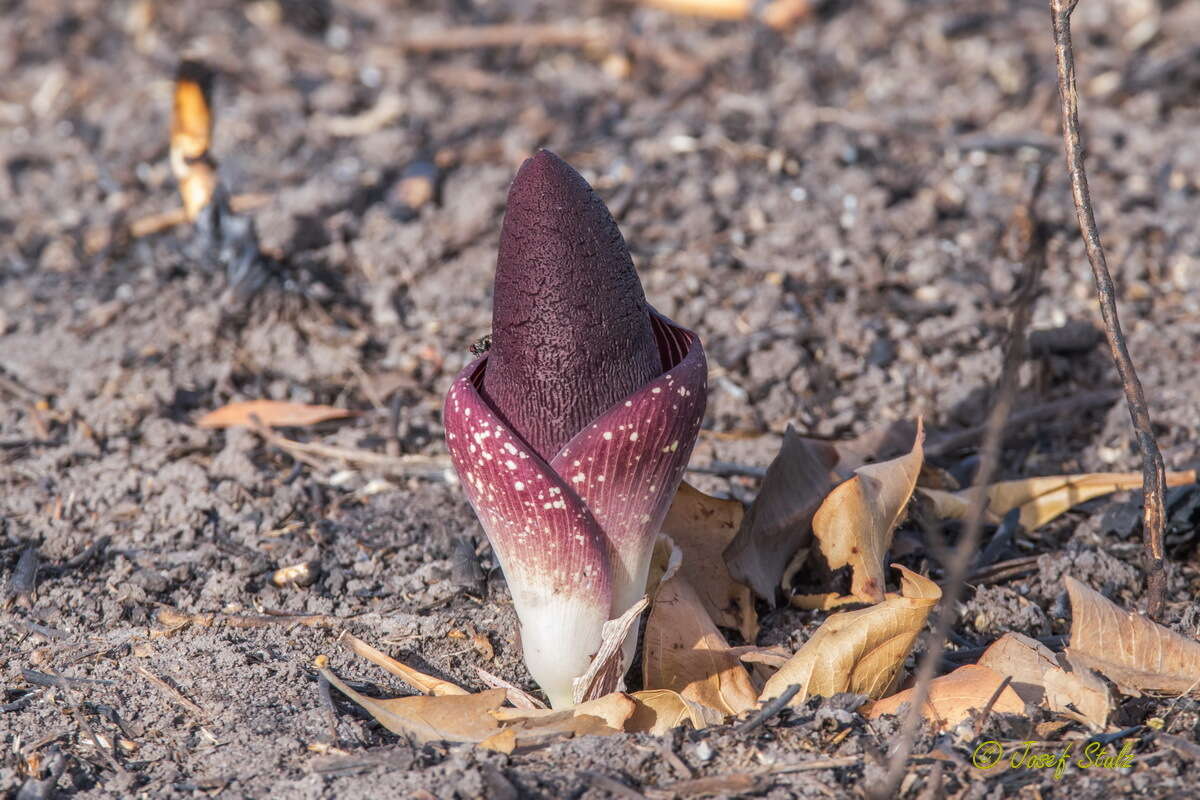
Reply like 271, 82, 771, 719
3, 0, 1200, 797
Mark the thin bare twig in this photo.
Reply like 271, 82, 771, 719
871, 163, 1047, 799
736, 683, 801, 733
154, 607, 344, 632
132, 665, 206, 719
967, 554, 1044, 586
973, 674, 1015, 737
634, 0, 812, 30
925, 389, 1118, 457
127, 193, 270, 239
397, 22, 611, 53
45, 666, 125, 773
249, 419, 451, 480
1049, 0, 1169, 619
766, 755, 863, 774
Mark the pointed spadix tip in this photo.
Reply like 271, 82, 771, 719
486, 149, 662, 461
504, 149, 599, 224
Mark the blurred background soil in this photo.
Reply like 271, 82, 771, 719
2, 0, 1200, 797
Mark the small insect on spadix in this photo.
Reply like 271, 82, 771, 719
468, 334, 492, 356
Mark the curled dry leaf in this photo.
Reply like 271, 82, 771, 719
810, 420, 925, 603
977, 632, 1111, 730
760, 565, 940, 707
572, 596, 650, 704
628, 689, 725, 735
477, 727, 518, 754
317, 661, 503, 743
727, 645, 791, 669
824, 419, 920, 477
338, 632, 468, 696
475, 667, 547, 710
492, 692, 636, 737
646, 534, 684, 600
643, 572, 758, 717
663, 483, 758, 640
197, 400, 356, 429
724, 427, 839, 605
920, 470, 1197, 530
866, 664, 1025, 731
493, 690, 718, 737
1065, 576, 1200, 696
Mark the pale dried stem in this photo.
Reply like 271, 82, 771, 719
871, 163, 1047, 799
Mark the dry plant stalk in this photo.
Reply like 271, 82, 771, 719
637, 0, 812, 30
171, 62, 218, 222
871, 163, 1047, 799
1050, 0, 1170, 619
169, 60, 269, 300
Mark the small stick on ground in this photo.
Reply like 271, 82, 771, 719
154, 607, 345, 632
967, 554, 1044, 586
766, 755, 864, 774
870, 161, 1047, 800
5, 546, 40, 609
45, 667, 125, 773
1049, 0, 1170, 620
634, 0, 812, 30
398, 22, 611, 53
131, 665, 207, 719
736, 683, 801, 734
127, 193, 271, 239
925, 389, 1119, 457
251, 420, 451, 480
973, 674, 1015, 737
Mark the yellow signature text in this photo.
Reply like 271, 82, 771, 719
971, 740, 1135, 779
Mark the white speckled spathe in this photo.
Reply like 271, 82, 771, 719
443, 311, 707, 707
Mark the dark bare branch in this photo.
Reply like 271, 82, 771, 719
1050, 0, 1169, 618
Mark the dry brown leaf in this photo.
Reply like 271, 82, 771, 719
976, 632, 1057, 704
760, 565, 940, 706
665, 483, 759, 640
810, 420, 925, 602
866, 664, 1025, 730
628, 689, 725, 735
475, 667, 547, 710
1044, 655, 1112, 731
725, 645, 791, 669
921, 470, 1196, 530
977, 632, 1111, 730
338, 632, 468, 696
1065, 576, 1200, 695
492, 693, 635, 737
825, 420, 921, 477
724, 427, 839, 605
471, 631, 495, 661
318, 661, 503, 743
643, 573, 758, 717
572, 597, 650, 704
197, 399, 356, 429
646, 534, 683, 598
477, 727, 517, 754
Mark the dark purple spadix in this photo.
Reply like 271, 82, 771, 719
443, 150, 707, 708
481, 150, 663, 462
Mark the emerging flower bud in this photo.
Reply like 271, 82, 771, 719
481, 151, 663, 462
444, 151, 707, 707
